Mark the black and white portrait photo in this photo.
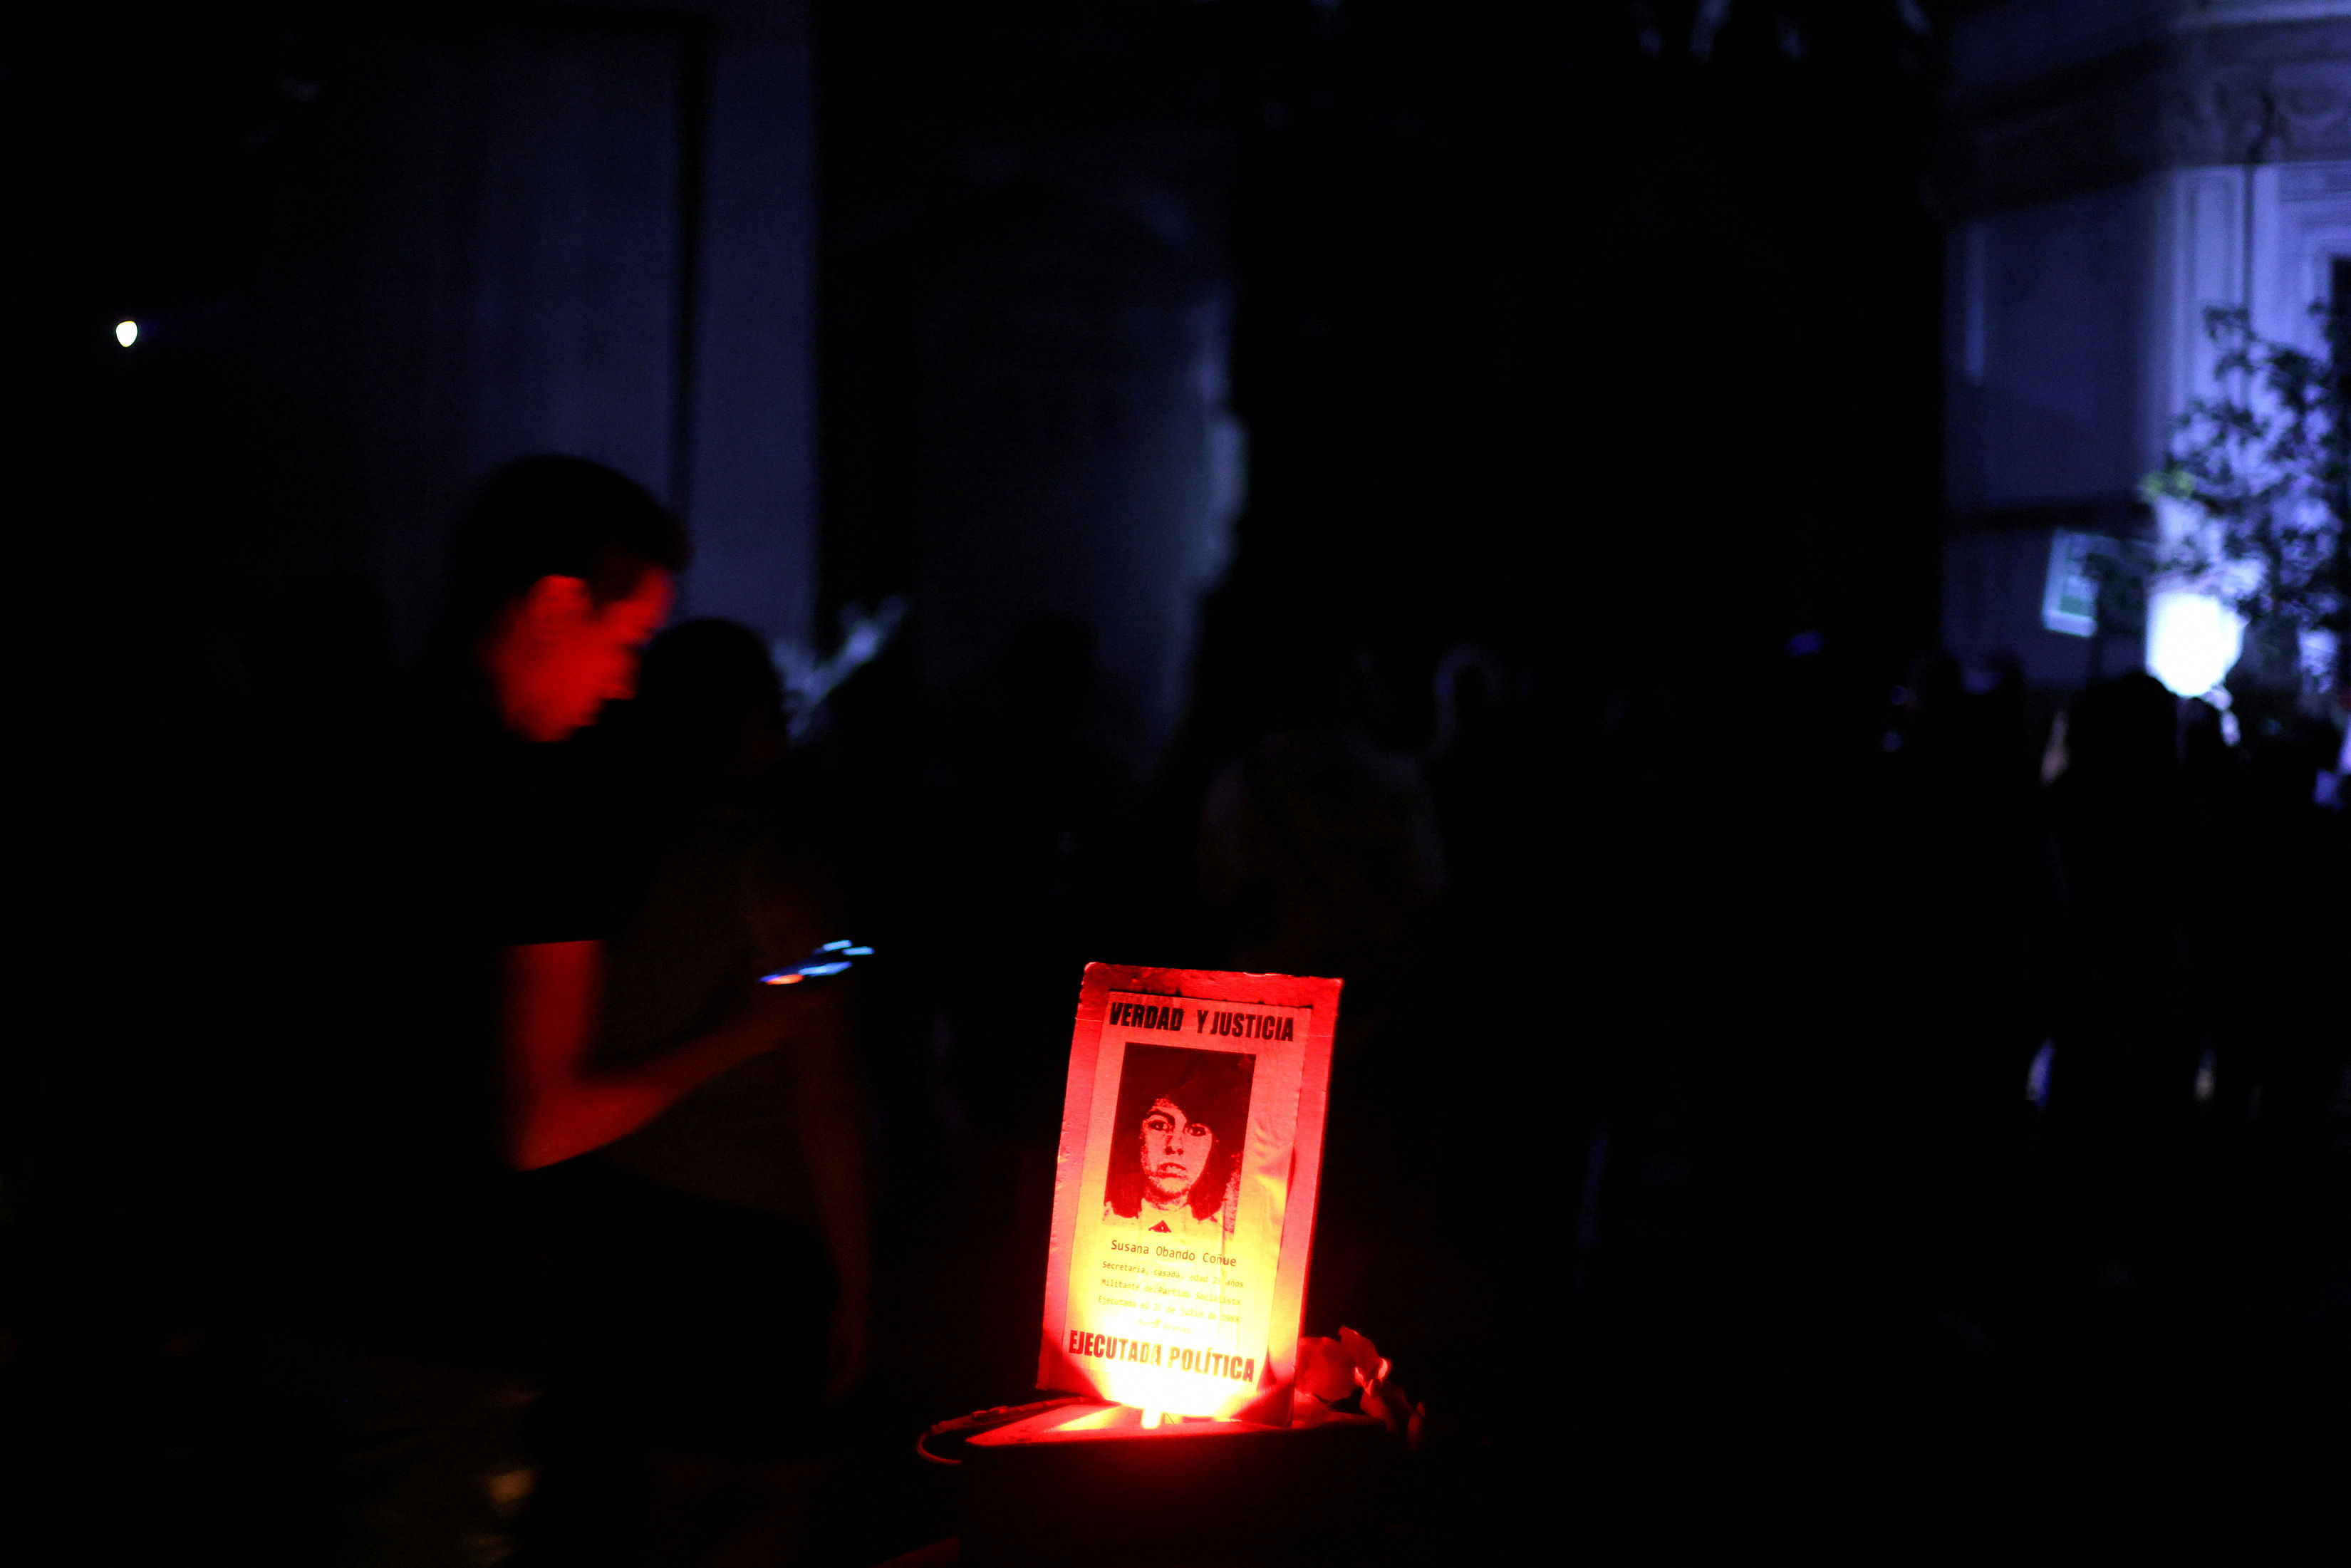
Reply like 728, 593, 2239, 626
1101, 1043, 1255, 1244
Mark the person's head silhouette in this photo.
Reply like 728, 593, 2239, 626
433, 456, 687, 742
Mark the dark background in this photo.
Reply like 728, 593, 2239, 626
6, 2, 2345, 1562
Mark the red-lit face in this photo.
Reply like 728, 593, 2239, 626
1138, 1097, 1213, 1208
487, 569, 672, 742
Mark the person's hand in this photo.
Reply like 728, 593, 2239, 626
824, 1292, 869, 1403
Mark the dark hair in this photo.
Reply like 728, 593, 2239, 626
2065, 670, 2177, 781
620, 618, 787, 800
636, 618, 784, 727
436, 455, 686, 644
1104, 1044, 1255, 1222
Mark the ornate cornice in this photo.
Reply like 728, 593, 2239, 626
1939, 17, 2351, 217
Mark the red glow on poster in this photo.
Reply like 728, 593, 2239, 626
1037, 965, 1339, 1421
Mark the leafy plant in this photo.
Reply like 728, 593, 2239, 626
2139, 303, 2350, 676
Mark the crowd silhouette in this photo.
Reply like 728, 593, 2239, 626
13, 420, 2343, 1562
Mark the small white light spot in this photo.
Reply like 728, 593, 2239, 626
2146, 588, 2243, 699
115, 320, 138, 348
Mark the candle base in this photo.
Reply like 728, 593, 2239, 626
957, 1403, 1389, 1565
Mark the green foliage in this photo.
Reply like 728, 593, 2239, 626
2142, 304, 2350, 643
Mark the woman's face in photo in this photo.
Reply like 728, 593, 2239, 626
1138, 1096, 1213, 1206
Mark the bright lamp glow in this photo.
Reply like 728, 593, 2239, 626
2145, 589, 2243, 697
115, 320, 137, 348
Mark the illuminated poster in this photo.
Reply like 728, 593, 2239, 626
1037, 964, 1341, 1419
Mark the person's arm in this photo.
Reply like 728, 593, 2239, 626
499, 939, 803, 1170
745, 843, 874, 1398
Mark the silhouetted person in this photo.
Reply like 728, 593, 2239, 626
2043, 672, 2210, 1170
339, 458, 829, 1562
1196, 640, 1444, 984
929, 615, 1140, 1143
2221, 706, 2351, 1130
519, 619, 868, 1568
